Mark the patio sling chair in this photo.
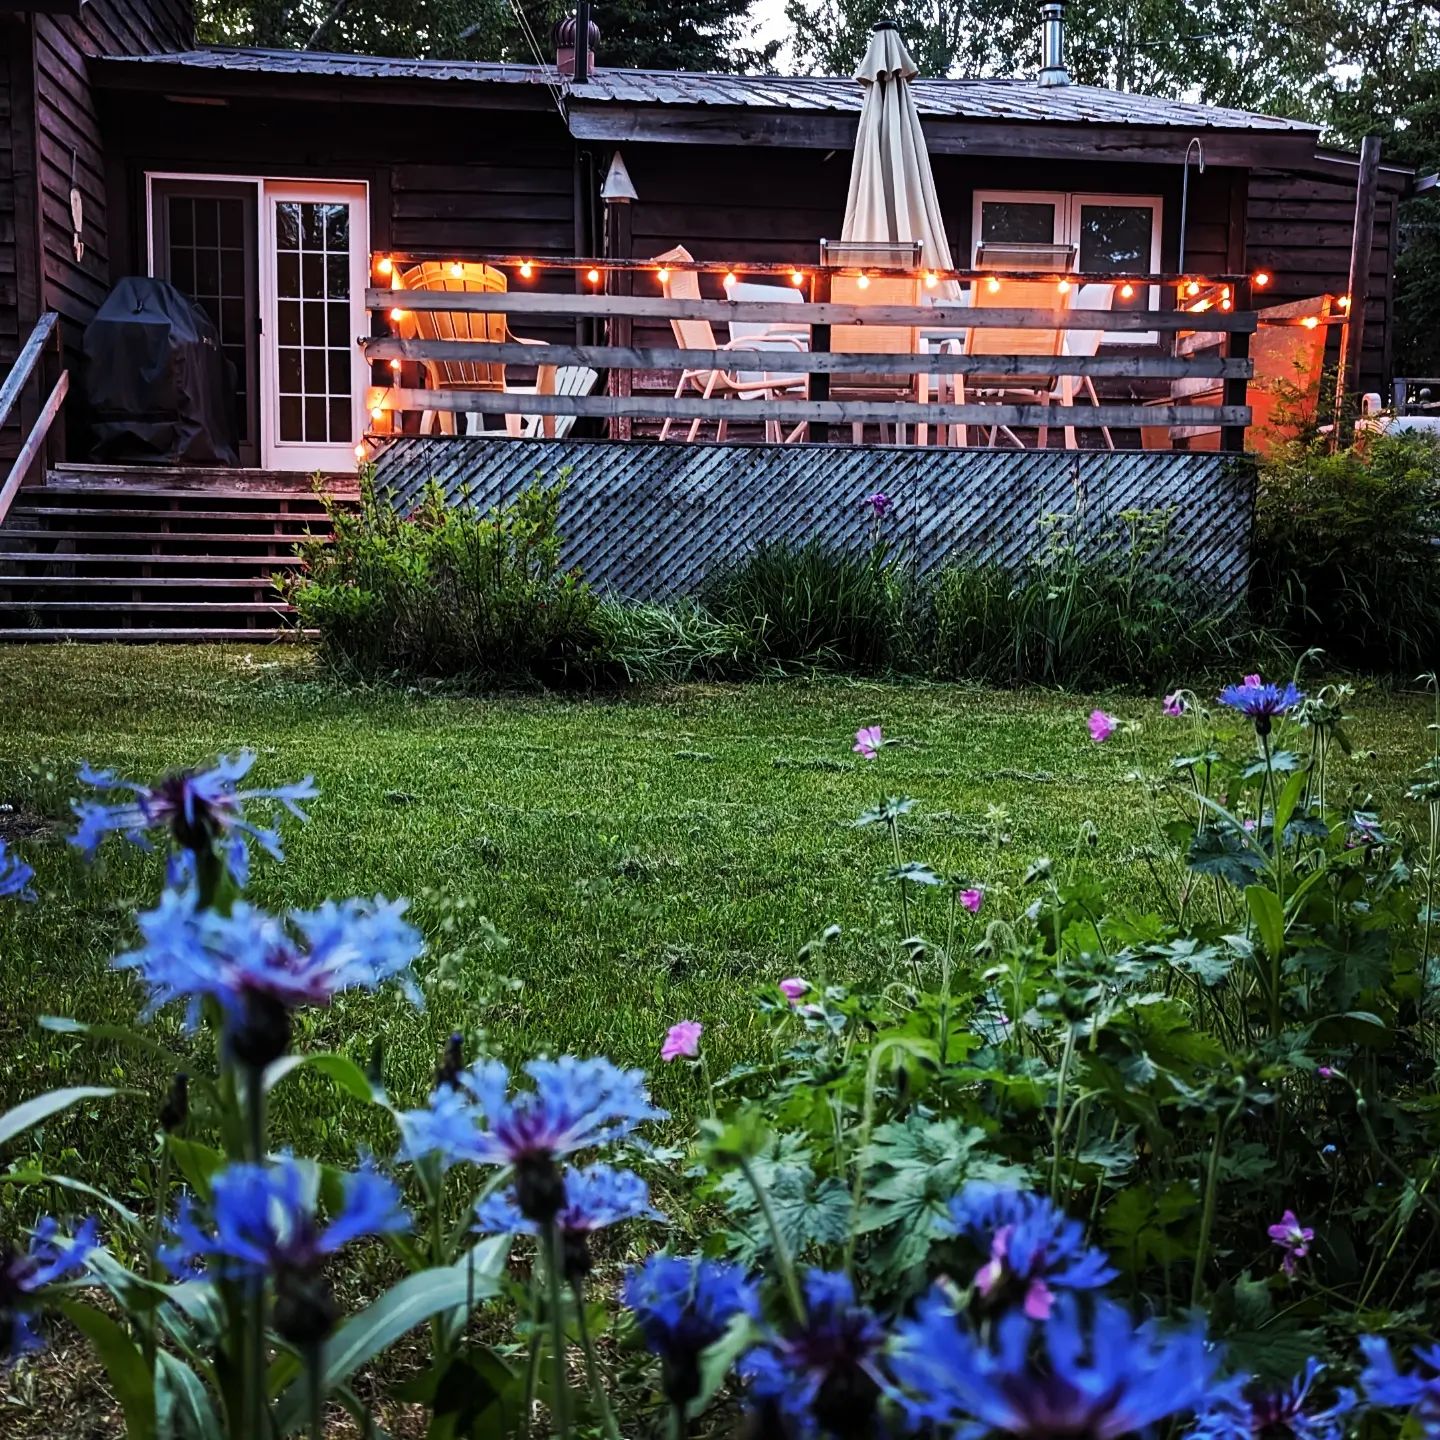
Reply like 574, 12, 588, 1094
392, 262, 555, 437
654, 245, 807, 443
1053, 282, 1116, 451
954, 277, 1070, 448
829, 271, 924, 445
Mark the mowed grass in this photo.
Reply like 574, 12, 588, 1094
0, 645, 1433, 1186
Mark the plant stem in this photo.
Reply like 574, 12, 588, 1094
1049, 1026, 1077, 1202
738, 1154, 806, 1322
521, 1265, 544, 1440
574, 1280, 622, 1440
241, 1062, 269, 1439
543, 1223, 572, 1440
1191, 1109, 1229, 1306
887, 814, 911, 944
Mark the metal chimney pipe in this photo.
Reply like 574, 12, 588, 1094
575, 2, 591, 83
1038, 0, 1070, 87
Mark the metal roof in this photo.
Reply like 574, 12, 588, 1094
105, 46, 1319, 133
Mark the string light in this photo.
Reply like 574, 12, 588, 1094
986, 276, 1001, 293
1057, 278, 1071, 294
656, 266, 670, 285
370, 404, 385, 422
1119, 281, 1135, 299
519, 260, 534, 279
376, 256, 393, 276
389, 358, 402, 372
449, 262, 464, 278
586, 267, 601, 285
791, 269, 806, 287
1253, 271, 1271, 287
1221, 297, 1233, 311
723, 270, 737, 288
1338, 294, 1351, 310
924, 271, 938, 288
1185, 279, 1200, 297
856, 271, 871, 290
354, 443, 366, 460
389, 307, 406, 322
1221, 286, 1231, 301
1302, 315, 1320, 329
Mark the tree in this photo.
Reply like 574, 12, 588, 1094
195, 0, 778, 71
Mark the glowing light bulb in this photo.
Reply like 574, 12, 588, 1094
657, 266, 670, 284
389, 358, 402, 372
1302, 315, 1319, 329
924, 271, 938, 288
449, 262, 464, 278
586, 267, 601, 285
1186, 279, 1200, 297
856, 271, 870, 289
1221, 297, 1233, 311
389, 307, 406, 322
791, 269, 805, 287
723, 270, 737, 288
1221, 286, 1231, 301
369, 405, 384, 422
1057, 278, 1071, 294
1119, 282, 1135, 300
1253, 270, 1271, 287
986, 276, 1001, 293
376, 256, 393, 276
519, 260, 534, 279
354, 444, 366, 461
1338, 294, 1351, 310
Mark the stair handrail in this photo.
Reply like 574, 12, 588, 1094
0, 313, 68, 529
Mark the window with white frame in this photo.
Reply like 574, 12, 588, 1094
972, 190, 1163, 340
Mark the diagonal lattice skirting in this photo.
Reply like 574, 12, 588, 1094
372, 438, 1255, 602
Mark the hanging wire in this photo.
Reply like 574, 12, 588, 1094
506, 0, 567, 117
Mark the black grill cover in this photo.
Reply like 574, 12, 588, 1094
83, 276, 240, 466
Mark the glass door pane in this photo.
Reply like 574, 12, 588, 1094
979, 200, 1061, 246
1072, 199, 1159, 315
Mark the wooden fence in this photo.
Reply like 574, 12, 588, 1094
360, 277, 1257, 450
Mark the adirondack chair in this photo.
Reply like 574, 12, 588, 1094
501, 364, 601, 439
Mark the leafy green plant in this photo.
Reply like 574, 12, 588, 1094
283, 470, 600, 686
591, 598, 753, 683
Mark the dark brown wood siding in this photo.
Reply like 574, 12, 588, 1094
1246, 166, 1405, 395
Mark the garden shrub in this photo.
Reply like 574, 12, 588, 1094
700, 535, 911, 671
1253, 431, 1440, 670
591, 597, 754, 683
285, 471, 600, 685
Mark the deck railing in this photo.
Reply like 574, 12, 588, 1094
0, 313, 68, 527
360, 273, 1256, 451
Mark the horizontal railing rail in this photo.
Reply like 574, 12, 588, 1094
0, 313, 66, 528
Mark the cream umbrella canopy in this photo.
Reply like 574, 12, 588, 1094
841, 20, 957, 281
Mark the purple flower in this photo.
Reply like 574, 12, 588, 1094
740, 1270, 889, 1438
1218, 679, 1304, 735
1187, 1360, 1355, 1440
399, 1057, 665, 1224
947, 1184, 1117, 1320
1089, 710, 1117, 743
892, 1290, 1221, 1439
779, 977, 810, 1004
662, 1020, 703, 1062
1359, 1337, 1440, 1429
1163, 692, 1187, 717
865, 492, 892, 517
0, 840, 35, 903
71, 752, 316, 885
1267, 1210, 1314, 1277
475, 1163, 663, 1281
116, 889, 424, 1067
2, 1217, 98, 1362
1316, 1065, 1336, 1080
623, 1255, 761, 1412
853, 726, 883, 760
1244, 673, 1263, 687
959, 887, 984, 914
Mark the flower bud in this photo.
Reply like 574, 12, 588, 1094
159, 1072, 189, 1134
229, 989, 293, 1070
435, 1032, 465, 1091
514, 1152, 566, 1226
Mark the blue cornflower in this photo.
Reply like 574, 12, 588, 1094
741, 1270, 890, 1439
0, 839, 35, 903
165, 1157, 407, 1343
946, 1184, 1117, 1320
623, 1254, 760, 1412
399, 1057, 665, 1224
891, 1290, 1221, 1439
1218, 678, 1304, 736
116, 889, 423, 1066
1359, 1336, 1440, 1432
2, 1217, 98, 1363
476, 1163, 663, 1281
71, 751, 316, 885
1187, 1360, 1355, 1440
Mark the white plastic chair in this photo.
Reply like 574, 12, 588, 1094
1055, 283, 1115, 450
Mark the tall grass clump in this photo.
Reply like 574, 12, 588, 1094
928, 510, 1249, 686
1252, 430, 1440, 671
700, 535, 910, 671
592, 597, 753, 683
284, 471, 600, 686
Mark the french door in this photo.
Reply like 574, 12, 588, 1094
150, 176, 369, 471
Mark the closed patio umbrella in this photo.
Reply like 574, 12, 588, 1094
841, 20, 956, 282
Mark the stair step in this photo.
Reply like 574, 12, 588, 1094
0, 575, 288, 588
0, 529, 328, 545
8, 507, 336, 523
0, 629, 309, 642
0, 601, 294, 612
0, 553, 303, 568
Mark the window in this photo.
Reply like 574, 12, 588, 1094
973, 190, 1163, 340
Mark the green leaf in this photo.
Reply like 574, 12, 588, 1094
56, 1300, 157, 1440
263, 1051, 387, 1106
0, 1085, 137, 1150
1273, 768, 1308, 839
1188, 825, 1267, 888
0, 1169, 141, 1229
39, 1015, 192, 1077
1246, 885, 1286, 960
271, 1239, 510, 1435
155, 1352, 219, 1440
165, 1137, 226, 1199
690, 1313, 760, 1420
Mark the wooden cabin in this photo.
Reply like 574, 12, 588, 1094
0, 0, 1419, 638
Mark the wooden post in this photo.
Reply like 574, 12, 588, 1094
1334, 134, 1382, 438
606, 198, 634, 440
809, 269, 831, 444
1222, 276, 1252, 454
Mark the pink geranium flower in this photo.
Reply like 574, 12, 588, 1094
1088, 710, 1117, 743
959, 888, 984, 914
1163, 692, 1186, 717
1267, 1209, 1314, 1276
661, 1020, 703, 1062
779, 978, 810, 1004
853, 725, 883, 760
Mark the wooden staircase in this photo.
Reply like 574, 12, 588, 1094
0, 465, 347, 642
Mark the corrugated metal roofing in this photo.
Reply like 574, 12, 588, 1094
107, 45, 1318, 133
371, 436, 1255, 601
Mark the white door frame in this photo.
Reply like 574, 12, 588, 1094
257, 180, 370, 472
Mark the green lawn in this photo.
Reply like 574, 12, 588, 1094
0, 646, 1432, 1182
